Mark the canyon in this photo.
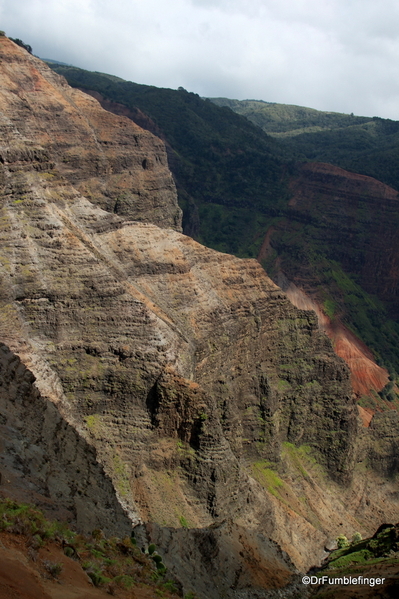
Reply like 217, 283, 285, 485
0, 36, 399, 598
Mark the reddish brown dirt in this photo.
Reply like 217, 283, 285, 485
357, 406, 375, 427
280, 280, 389, 401
288, 162, 399, 207
0, 533, 173, 599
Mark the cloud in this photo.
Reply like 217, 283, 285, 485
1, 0, 399, 118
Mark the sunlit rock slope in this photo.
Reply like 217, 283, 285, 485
0, 37, 399, 598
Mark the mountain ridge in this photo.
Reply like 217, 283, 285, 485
47, 62, 399, 397
1, 37, 399, 597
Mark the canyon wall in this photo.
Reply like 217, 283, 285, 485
0, 37, 398, 598
287, 162, 399, 314
0, 342, 132, 536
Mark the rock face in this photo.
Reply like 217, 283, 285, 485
0, 342, 132, 536
258, 161, 399, 397
275, 274, 389, 397
0, 38, 399, 598
287, 162, 399, 314
0, 37, 181, 230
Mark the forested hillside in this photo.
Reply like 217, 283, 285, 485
48, 65, 295, 257
210, 97, 399, 192
49, 64, 399, 388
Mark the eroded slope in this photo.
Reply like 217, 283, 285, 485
0, 37, 398, 597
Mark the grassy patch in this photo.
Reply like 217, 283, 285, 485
251, 461, 284, 498
111, 452, 131, 498
282, 442, 309, 477
327, 549, 374, 569
323, 298, 336, 319
85, 413, 102, 437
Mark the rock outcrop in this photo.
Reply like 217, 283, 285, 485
0, 37, 181, 230
0, 37, 398, 598
258, 161, 399, 398
0, 342, 132, 536
287, 162, 399, 315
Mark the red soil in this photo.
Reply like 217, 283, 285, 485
281, 280, 389, 405
0, 533, 169, 599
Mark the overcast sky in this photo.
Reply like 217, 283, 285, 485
2, 0, 399, 119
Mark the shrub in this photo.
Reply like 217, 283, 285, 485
42, 560, 63, 579
336, 534, 350, 549
163, 581, 178, 592
9, 37, 32, 54
87, 570, 111, 586
64, 546, 75, 558
92, 528, 104, 540
113, 574, 135, 589
30, 534, 44, 549
156, 561, 166, 573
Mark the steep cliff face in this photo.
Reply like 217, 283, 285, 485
259, 161, 399, 397
287, 162, 399, 312
0, 342, 132, 536
0, 38, 398, 598
46, 64, 399, 390
274, 274, 389, 398
0, 38, 181, 230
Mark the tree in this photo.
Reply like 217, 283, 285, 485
9, 38, 32, 54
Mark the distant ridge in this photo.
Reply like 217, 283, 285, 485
208, 96, 367, 137
40, 57, 73, 66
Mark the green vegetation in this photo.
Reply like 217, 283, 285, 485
271, 221, 399, 371
112, 451, 131, 498
85, 413, 102, 437
251, 461, 284, 498
336, 534, 350, 549
46, 63, 399, 374
323, 298, 336, 319
0, 497, 178, 595
148, 543, 156, 555
351, 532, 363, 544
210, 97, 399, 192
42, 559, 63, 578
314, 523, 399, 584
9, 37, 32, 54
209, 98, 370, 138
282, 442, 309, 478
47, 63, 293, 259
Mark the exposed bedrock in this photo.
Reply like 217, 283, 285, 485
0, 38, 398, 595
0, 342, 133, 536
287, 162, 399, 312
0, 37, 181, 230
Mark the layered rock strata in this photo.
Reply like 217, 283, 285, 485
0, 37, 398, 597
0, 37, 181, 230
0, 342, 132, 535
